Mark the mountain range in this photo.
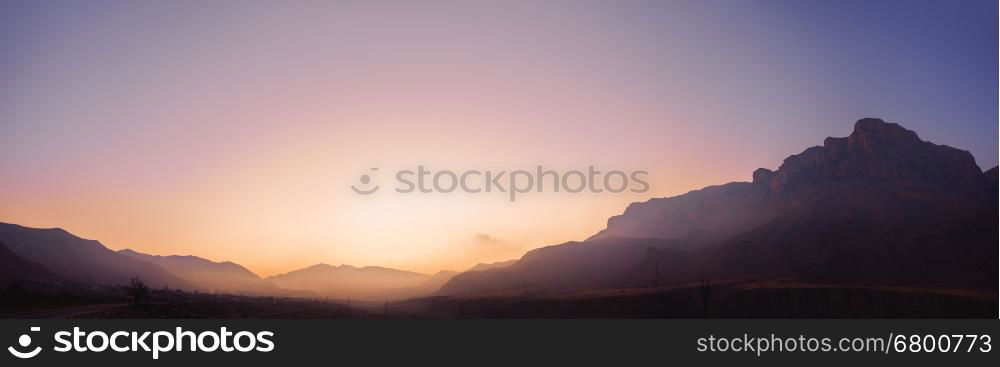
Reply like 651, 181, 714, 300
0, 222, 514, 300
2, 118, 996, 305
117, 249, 312, 296
0, 223, 194, 290
437, 118, 998, 295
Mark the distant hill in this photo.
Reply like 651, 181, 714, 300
266, 263, 431, 300
118, 249, 302, 296
439, 118, 999, 295
387, 260, 519, 297
0, 223, 194, 290
465, 259, 517, 272
0, 241, 51, 284
402, 270, 460, 298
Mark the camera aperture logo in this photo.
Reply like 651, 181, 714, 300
351, 165, 649, 201
6, 326, 274, 360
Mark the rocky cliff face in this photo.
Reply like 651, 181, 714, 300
767, 118, 987, 198
594, 118, 992, 241
590, 182, 772, 241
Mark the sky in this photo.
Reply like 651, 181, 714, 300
1, 0, 997, 276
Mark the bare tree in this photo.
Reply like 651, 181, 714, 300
128, 277, 150, 306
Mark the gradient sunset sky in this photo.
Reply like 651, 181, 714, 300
1, 0, 997, 276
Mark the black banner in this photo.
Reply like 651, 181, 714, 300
1, 319, 997, 365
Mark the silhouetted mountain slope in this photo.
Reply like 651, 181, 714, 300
0, 223, 194, 290
404, 260, 519, 296
438, 236, 697, 295
0, 241, 51, 284
440, 118, 998, 295
630, 181, 996, 288
407, 270, 460, 296
986, 166, 998, 206
266, 263, 430, 300
118, 249, 293, 295
465, 259, 517, 272
589, 181, 773, 242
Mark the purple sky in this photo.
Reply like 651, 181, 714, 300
1, 0, 996, 275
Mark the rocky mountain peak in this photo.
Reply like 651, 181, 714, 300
592, 118, 992, 242
767, 118, 986, 197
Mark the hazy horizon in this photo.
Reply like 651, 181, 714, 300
2, 0, 997, 277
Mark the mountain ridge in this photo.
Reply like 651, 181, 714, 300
116, 248, 304, 295
438, 118, 998, 295
0, 222, 196, 290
